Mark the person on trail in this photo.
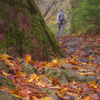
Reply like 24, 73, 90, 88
57, 9, 66, 36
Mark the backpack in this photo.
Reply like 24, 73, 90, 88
58, 12, 65, 22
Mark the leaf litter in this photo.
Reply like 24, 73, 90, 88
0, 35, 100, 100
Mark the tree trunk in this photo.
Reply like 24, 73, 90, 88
0, 0, 64, 61
69, 0, 80, 34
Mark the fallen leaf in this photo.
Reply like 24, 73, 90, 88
0, 54, 9, 60
88, 81, 96, 85
29, 78, 33, 83
84, 96, 91, 100
32, 96, 55, 100
2, 71, 10, 76
12, 94, 22, 99
52, 77, 58, 86
52, 59, 58, 64
23, 53, 31, 63
25, 95, 30, 100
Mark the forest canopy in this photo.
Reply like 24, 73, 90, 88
68, 0, 100, 34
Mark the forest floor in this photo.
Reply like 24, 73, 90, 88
0, 35, 100, 100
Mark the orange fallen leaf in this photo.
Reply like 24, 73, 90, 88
0, 86, 4, 90
84, 96, 91, 100
89, 82, 98, 88
2, 71, 10, 76
52, 77, 58, 86
61, 65, 67, 69
32, 96, 55, 100
73, 66, 80, 70
69, 60, 78, 65
0, 54, 10, 60
76, 72, 96, 76
29, 73, 40, 82
54, 89, 63, 98
25, 95, 30, 100
9, 89, 16, 94
32, 96, 39, 100
23, 53, 31, 63
52, 59, 58, 64
2, 59, 14, 67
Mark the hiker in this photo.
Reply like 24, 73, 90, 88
57, 9, 66, 36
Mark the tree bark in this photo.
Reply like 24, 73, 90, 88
69, 0, 80, 35
0, 0, 65, 61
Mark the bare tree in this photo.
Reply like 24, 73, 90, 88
35, 0, 65, 22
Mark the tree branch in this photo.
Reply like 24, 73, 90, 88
43, 0, 56, 18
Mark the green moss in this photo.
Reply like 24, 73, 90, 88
0, 90, 18, 100
0, 1, 9, 22
30, 12, 64, 58
0, 61, 9, 73
3, 27, 36, 56
0, 75, 15, 90
4, 27, 25, 56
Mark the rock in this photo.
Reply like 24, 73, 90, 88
97, 92, 100, 98
48, 95, 58, 100
97, 44, 100, 48
64, 95, 75, 100
86, 75, 97, 84
65, 70, 86, 83
61, 63, 74, 69
97, 80, 100, 85
42, 88, 55, 95
94, 57, 100, 63
67, 42, 76, 47
81, 51, 91, 57
0, 60, 10, 73
61, 44, 68, 48
67, 41, 82, 47
21, 60, 36, 75
79, 58, 91, 63
45, 67, 68, 85
83, 45, 95, 50
80, 69, 87, 72
58, 97, 63, 100
69, 47, 77, 53
0, 90, 18, 100
0, 75, 15, 90
36, 68, 45, 75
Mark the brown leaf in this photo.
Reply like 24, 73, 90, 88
52, 77, 58, 86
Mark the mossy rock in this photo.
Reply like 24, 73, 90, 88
61, 63, 74, 69
83, 45, 95, 50
79, 58, 91, 63
65, 70, 86, 83
45, 67, 68, 85
0, 60, 10, 73
21, 61, 36, 75
48, 95, 58, 100
64, 95, 75, 100
86, 75, 97, 84
42, 88, 55, 95
0, 75, 15, 90
0, 90, 19, 100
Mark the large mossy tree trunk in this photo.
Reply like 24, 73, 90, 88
0, 0, 64, 61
